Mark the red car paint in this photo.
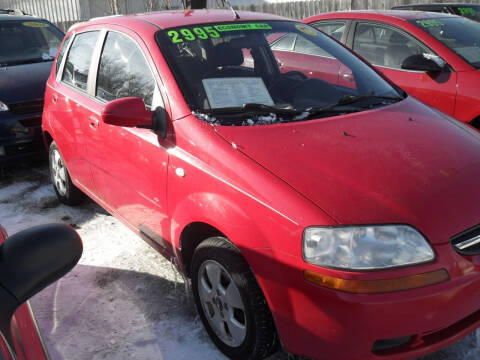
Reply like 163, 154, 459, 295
0, 226, 48, 360
304, 11, 480, 128
42, 10, 480, 360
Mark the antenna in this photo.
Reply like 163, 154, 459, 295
230, 6, 240, 19
223, 0, 240, 19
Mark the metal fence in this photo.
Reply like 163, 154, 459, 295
1, 0, 480, 32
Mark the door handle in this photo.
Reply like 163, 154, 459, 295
89, 116, 99, 129
52, 94, 58, 104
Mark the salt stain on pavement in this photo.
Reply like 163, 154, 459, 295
1, 161, 479, 360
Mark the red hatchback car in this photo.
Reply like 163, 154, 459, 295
304, 11, 480, 129
42, 9, 480, 360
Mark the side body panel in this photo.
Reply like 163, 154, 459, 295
454, 70, 480, 124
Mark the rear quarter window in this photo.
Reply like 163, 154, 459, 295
55, 35, 71, 76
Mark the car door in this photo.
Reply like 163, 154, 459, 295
308, 20, 357, 88
87, 28, 170, 246
349, 22, 457, 115
48, 31, 101, 193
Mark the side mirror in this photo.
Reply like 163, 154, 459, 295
0, 224, 82, 337
401, 54, 447, 73
102, 97, 153, 128
152, 106, 168, 139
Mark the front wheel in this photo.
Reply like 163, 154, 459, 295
49, 142, 84, 205
191, 237, 278, 360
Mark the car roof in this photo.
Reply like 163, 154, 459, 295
87, 9, 289, 29
310, 10, 458, 21
395, 3, 480, 6
0, 14, 40, 21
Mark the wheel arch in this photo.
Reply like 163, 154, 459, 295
179, 222, 225, 277
42, 130, 54, 149
171, 192, 271, 277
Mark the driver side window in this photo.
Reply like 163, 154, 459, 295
96, 32, 157, 108
353, 23, 433, 69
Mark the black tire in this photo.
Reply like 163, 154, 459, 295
191, 237, 278, 360
49, 142, 84, 205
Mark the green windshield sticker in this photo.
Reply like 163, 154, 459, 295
416, 19, 443, 27
295, 23, 317, 36
458, 7, 476, 16
168, 26, 220, 43
22, 21, 49, 28
214, 23, 272, 32
167, 23, 271, 43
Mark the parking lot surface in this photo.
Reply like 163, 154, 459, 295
0, 161, 478, 360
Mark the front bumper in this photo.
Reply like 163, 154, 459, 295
247, 243, 480, 360
0, 110, 44, 163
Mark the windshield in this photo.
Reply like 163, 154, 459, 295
0, 20, 63, 66
451, 5, 480, 22
411, 17, 480, 69
156, 21, 402, 125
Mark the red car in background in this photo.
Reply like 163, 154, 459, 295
304, 11, 480, 129
0, 224, 82, 360
43, 9, 480, 360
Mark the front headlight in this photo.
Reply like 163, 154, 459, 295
303, 225, 434, 270
0, 101, 9, 112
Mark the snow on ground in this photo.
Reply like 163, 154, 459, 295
0, 160, 479, 360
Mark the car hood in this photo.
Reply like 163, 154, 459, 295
214, 98, 480, 244
0, 61, 52, 104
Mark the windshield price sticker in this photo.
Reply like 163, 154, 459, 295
202, 77, 274, 109
458, 7, 476, 16
416, 19, 443, 27
22, 21, 49, 28
295, 24, 318, 36
214, 23, 272, 32
167, 23, 272, 43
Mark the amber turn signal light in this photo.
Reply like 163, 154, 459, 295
303, 269, 449, 294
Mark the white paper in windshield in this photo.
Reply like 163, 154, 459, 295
202, 77, 274, 109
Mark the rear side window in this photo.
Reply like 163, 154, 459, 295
294, 35, 331, 57
271, 33, 296, 51
312, 21, 347, 42
96, 32, 156, 107
62, 31, 99, 91
55, 35, 71, 75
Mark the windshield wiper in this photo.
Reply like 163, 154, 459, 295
302, 93, 404, 119
2, 58, 53, 66
201, 103, 304, 116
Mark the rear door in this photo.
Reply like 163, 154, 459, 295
349, 22, 457, 115
271, 33, 343, 85
47, 30, 101, 193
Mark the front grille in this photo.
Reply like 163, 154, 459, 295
4, 142, 38, 156
8, 99, 44, 115
18, 117, 42, 128
451, 224, 480, 256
